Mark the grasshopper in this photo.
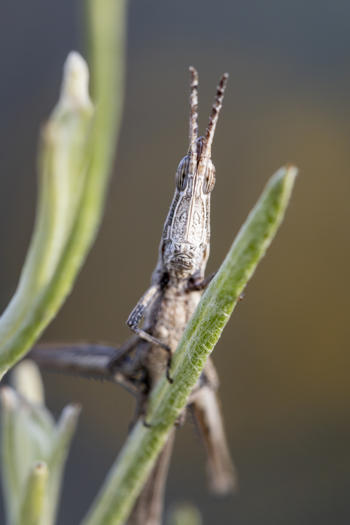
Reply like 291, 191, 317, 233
31, 67, 236, 525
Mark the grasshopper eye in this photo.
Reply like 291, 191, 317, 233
203, 164, 216, 194
175, 158, 188, 191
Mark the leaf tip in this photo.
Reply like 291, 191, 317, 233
281, 164, 298, 199
11, 359, 45, 406
284, 163, 298, 180
270, 164, 298, 207
0, 385, 17, 409
57, 51, 93, 115
58, 403, 81, 432
33, 460, 48, 476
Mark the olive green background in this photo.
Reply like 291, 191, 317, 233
1, 1, 350, 523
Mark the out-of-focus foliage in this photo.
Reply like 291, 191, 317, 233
1, 360, 79, 525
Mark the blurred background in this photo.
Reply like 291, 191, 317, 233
1, 1, 350, 523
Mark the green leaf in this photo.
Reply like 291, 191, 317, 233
0, 0, 128, 378
1, 361, 80, 525
0, 53, 93, 378
44, 405, 81, 525
81, 165, 297, 525
17, 462, 49, 525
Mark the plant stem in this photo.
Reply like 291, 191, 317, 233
81, 165, 297, 525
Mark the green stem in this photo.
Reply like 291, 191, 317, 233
81, 165, 297, 525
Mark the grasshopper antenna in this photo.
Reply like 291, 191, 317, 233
202, 72, 229, 158
189, 66, 199, 171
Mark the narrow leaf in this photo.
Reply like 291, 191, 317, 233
81, 165, 297, 525
1, 384, 80, 525
17, 462, 49, 525
44, 405, 81, 525
0, 0, 127, 377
